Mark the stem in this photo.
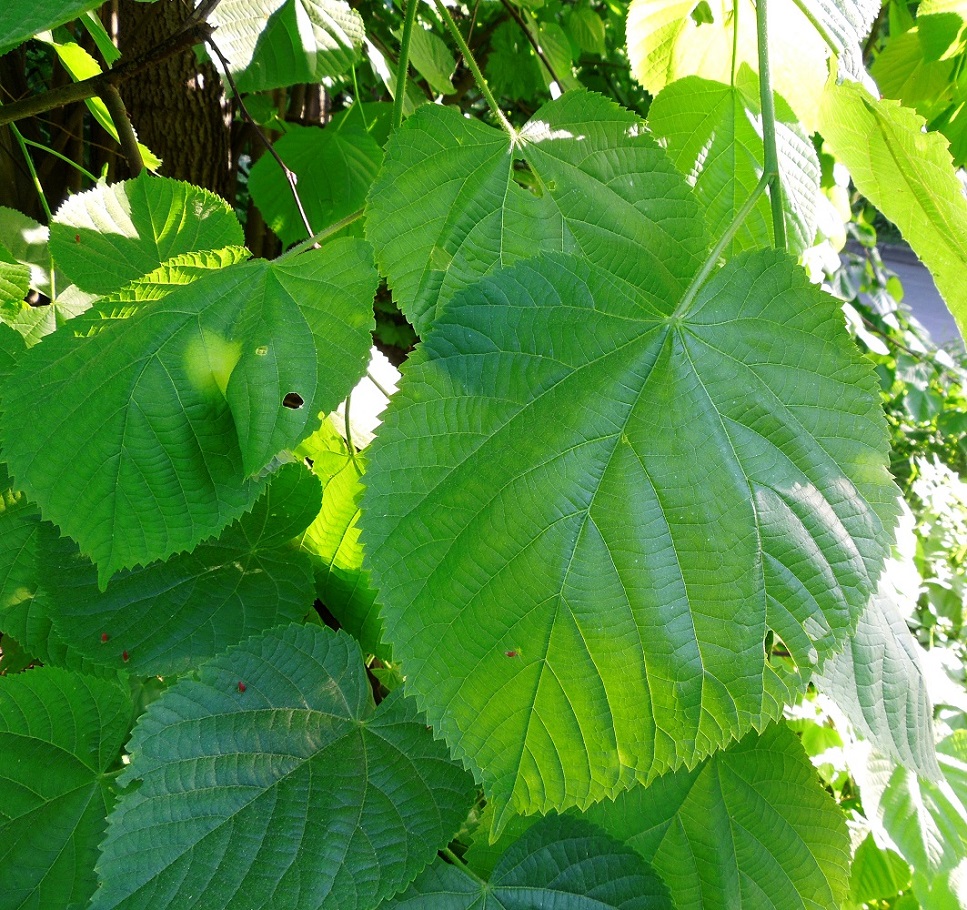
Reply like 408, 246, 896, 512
393, 0, 419, 130
730, 0, 740, 86
278, 208, 365, 259
206, 37, 314, 239
441, 848, 488, 886
673, 172, 771, 318
787, 0, 840, 56
21, 136, 98, 182
433, 0, 514, 136
344, 392, 362, 474
9, 122, 52, 221
366, 368, 394, 400
499, 0, 562, 88
351, 66, 371, 131
101, 84, 143, 176
755, 0, 786, 250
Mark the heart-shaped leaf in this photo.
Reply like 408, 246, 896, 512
362, 249, 898, 820
92, 623, 476, 910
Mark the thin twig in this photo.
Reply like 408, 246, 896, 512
499, 0, 562, 88
9, 122, 52, 221
205, 36, 315, 240
279, 208, 365, 259
101, 84, 143, 176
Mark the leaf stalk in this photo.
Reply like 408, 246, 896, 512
392, 0, 420, 131
755, 0, 787, 250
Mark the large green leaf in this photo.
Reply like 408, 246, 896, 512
366, 90, 707, 335
0, 0, 150, 55
92, 623, 476, 910
384, 815, 672, 909
208, 0, 364, 93
40, 463, 320, 676
647, 74, 820, 255
814, 579, 939, 779
0, 240, 377, 583
48, 173, 244, 296
583, 723, 852, 910
248, 124, 383, 246
361, 249, 898, 821
819, 80, 967, 342
0, 667, 131, 910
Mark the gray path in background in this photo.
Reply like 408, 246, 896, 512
879, 244, 963, 350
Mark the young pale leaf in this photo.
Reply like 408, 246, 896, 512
298, 423, 387, 658
248, 124, 383, 245
49, 173, 244, 296
208, 0, 364, 92
626, 0, 828, 128
92, 623, 476, 910
0, 260, 30, 305
361, 249, 899, 821
40, 463, 320, 676
814, 581, 939, 779
384, 815, 672, 909
366, 90, 707, 335
647, 74, 820, 256
0, 240, 377, 583
583, 723, 852, 910
0, 667, 131, 910
819, 80, 967, 343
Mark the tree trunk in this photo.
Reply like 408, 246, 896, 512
115, 0, 234, 200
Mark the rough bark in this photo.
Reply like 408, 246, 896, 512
115, 0, 234, 200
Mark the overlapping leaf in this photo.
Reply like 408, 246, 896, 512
93, 624, 475, 910
208, 0, 364, 92
819, 80, 967, 342
647, 74, 820, 255
361, 248, 898, 821
0, 0, 149, 55
248, 124, 383, 245
583, 723, 852, 910
384, 815, 672, 909
0, 239, 377, 582
0, 668, 131, 910
49, 173, 244, 295
814, 579, 939, 779
366, 90, 707, 334
40, 463, 320, 676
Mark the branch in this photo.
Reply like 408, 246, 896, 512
498, 0, 562, 88
100, 84, 143, 176
0, 20, 214, 127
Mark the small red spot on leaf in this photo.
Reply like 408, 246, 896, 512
237, 681, 246, 693
122, 650, 129, 662
74, 234, 80, 243
100, 632, 109, 643
505, 650, 518, 658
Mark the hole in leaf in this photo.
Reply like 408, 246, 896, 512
512, 160, 543, 196
283, 392, 304, 410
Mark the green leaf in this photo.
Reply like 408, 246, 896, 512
0, 240, 377, 583
0, 0, 152, 55
361, 249, 898, 819
297, 421, 386, 658
92, 623, 476, 910
583, 723, 852, 910
566, 6, 607, 56
208, 0, 365, 93
366, 90, 707, 335
0, 463, 43, 625
819, 80, 967, 342
0, 260, 30, 305
849, 834, 912, 904
647, 74, 820, 255
814, 578, 939, 779
49, 173, 244, 296
400, 25, 456, 95
248, 124, 383, 245
384, 815, 673, 909
0, 206, 55, 296
0, 667, 131, 909
40, 463, 320, 676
